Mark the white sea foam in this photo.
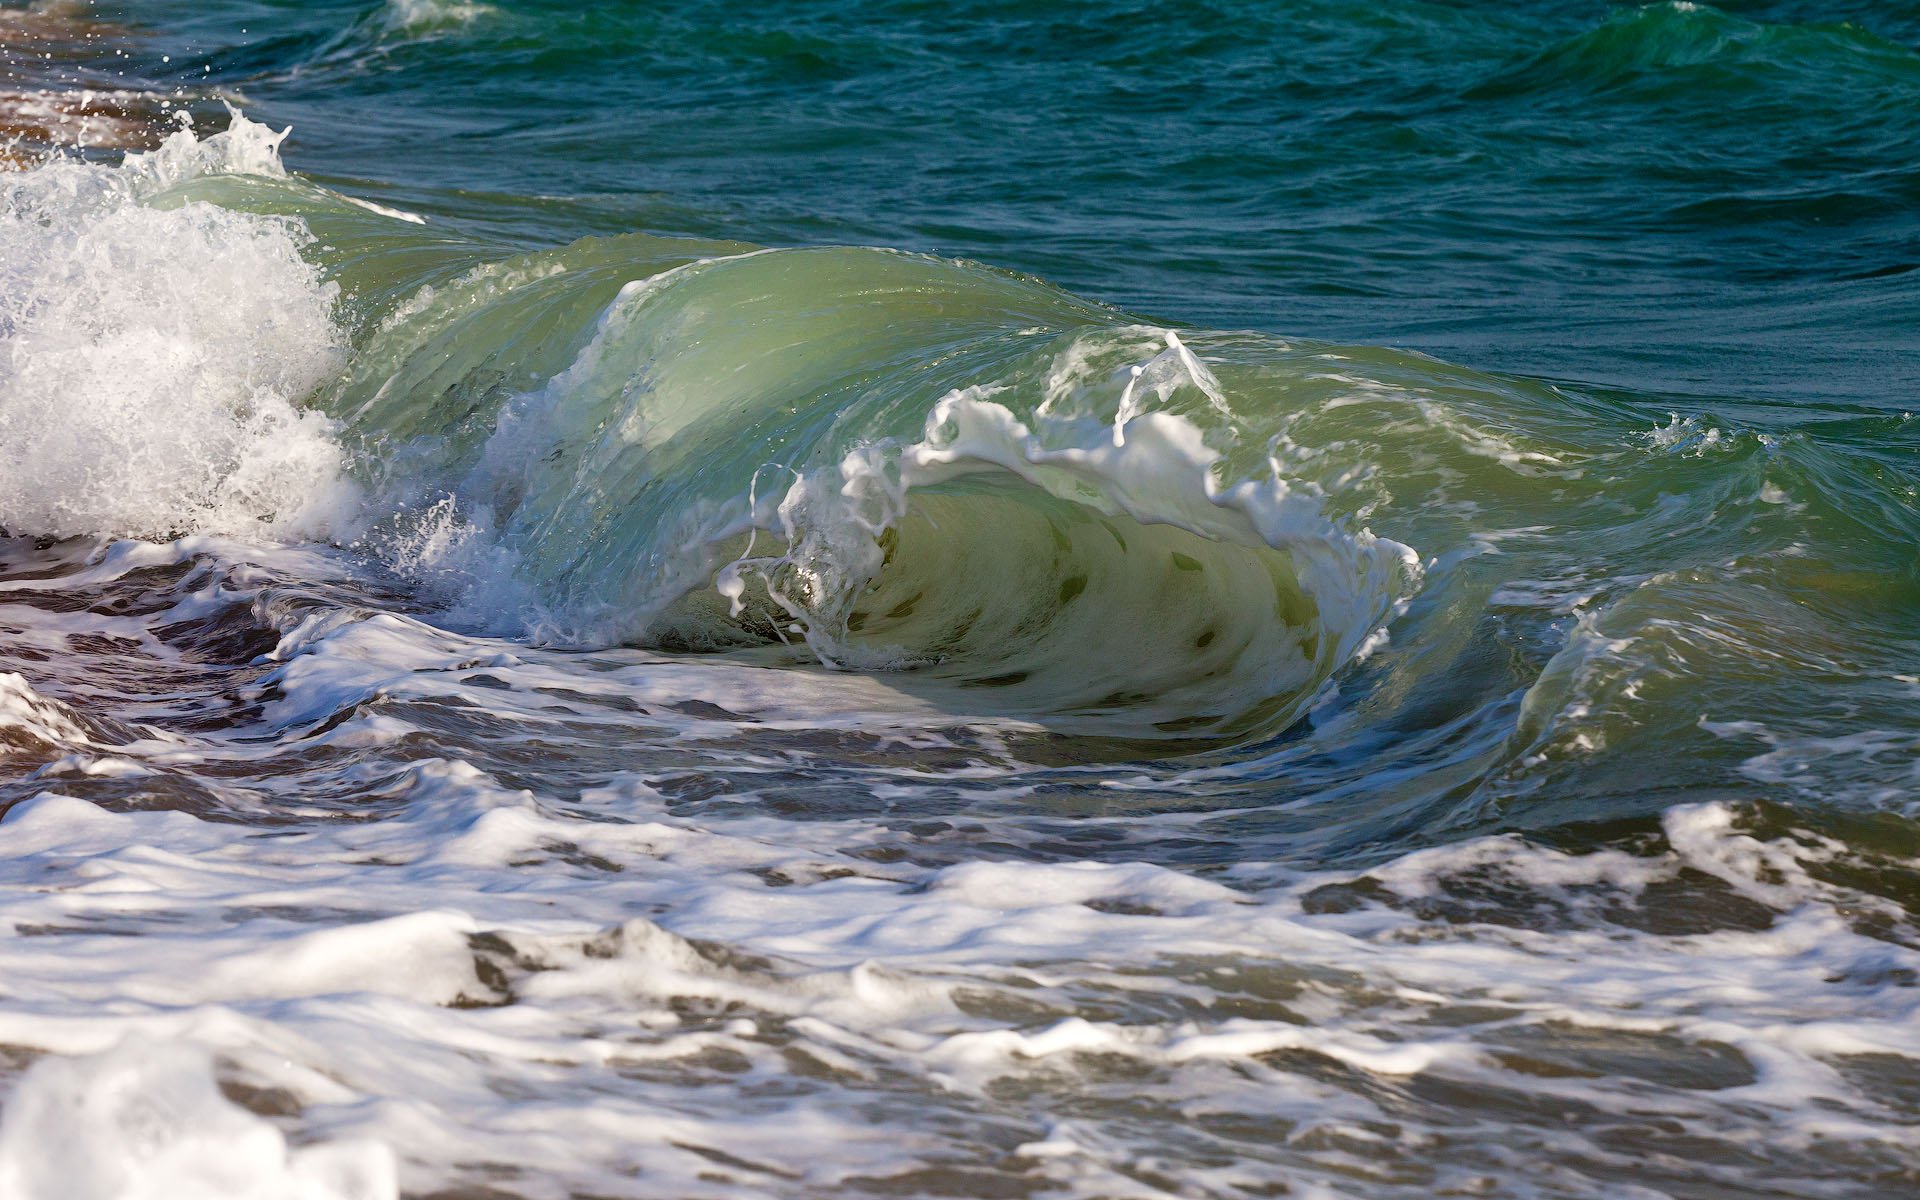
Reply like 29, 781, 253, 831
0, 1040, 396, 1200
0, 115, 352, 541
1646, 412, 1727, 454
0, 671, 92, 753
0, 532, 1915, 1197
0, 736, 1915, 1197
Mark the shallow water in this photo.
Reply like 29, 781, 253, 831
1, 2, 1918, 1198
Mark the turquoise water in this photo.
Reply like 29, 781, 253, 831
0, 3, 1918, 1197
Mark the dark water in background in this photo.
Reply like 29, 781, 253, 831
141, 0, 1920, 402
1, 2, 1919, 1197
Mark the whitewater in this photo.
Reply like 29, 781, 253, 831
2, 2, 1919, 1198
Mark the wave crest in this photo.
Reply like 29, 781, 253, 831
0, 114, 353, 542
335, 246, 1419, 738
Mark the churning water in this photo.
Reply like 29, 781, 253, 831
1, 2, 1919, 1197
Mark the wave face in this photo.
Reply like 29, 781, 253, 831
3, 4, 1920, 1199
318, 238, 1422, 736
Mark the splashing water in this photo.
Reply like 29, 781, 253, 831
3, 4, 1920, 1198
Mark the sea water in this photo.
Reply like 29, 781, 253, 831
1, 2, 1918, 1197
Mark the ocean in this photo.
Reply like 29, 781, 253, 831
1, 1, 1918, 1196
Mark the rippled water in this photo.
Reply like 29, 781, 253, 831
1, 2, 1918, 1198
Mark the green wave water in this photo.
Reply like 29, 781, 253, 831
1, 2, 1919, 1197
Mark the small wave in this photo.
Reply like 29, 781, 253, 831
381, 0, 492, 37
1468, 2, 1920, 101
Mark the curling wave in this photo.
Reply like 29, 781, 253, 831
318, 233, 1427, 738
3, 113, 1669, 741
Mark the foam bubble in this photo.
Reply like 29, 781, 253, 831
0, 1040, 396, 1200
0, 115, 353, 541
